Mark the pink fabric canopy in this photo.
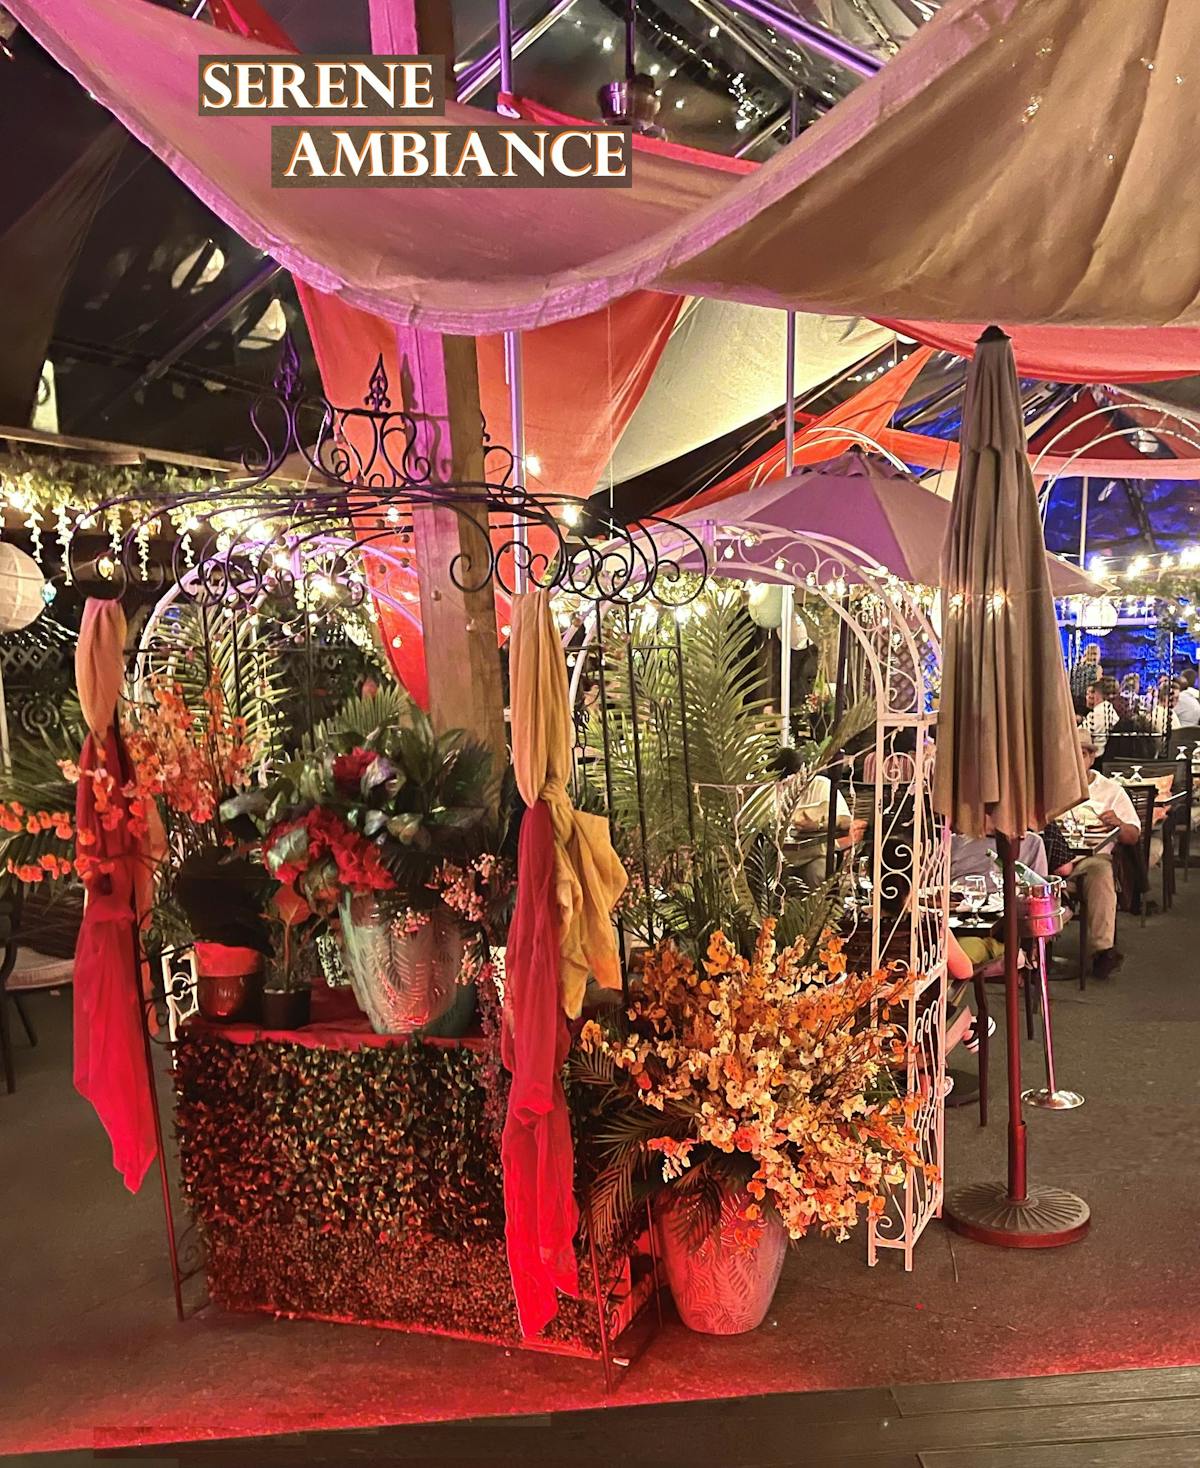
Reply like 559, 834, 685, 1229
873, 428, 1200, 484
515, 101, 1200, 385
12, 0, 1200, 335
880, 321, 1200, 385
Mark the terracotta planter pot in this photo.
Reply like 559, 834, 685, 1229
260, 987, 311, 1030
193, 943, 263, 1023
657, 1189, 788, 1335
338, 895, 471, 1036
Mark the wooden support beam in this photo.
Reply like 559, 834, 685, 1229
401, 329, 507, 762
373, 0, 506, 764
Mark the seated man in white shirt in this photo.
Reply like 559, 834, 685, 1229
1172, 671, 1200, 729
784, 773, 865, 889
1079, 681, 1119, 758
1066, 728, 1143, 979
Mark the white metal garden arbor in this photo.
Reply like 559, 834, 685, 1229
569, 519, 950, 1271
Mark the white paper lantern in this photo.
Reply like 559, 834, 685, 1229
0, 543, 45, 632
746, 582, 784, 629
1076, 595, 1118, 636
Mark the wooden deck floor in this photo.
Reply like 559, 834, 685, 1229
20, 1366, 1200, 1465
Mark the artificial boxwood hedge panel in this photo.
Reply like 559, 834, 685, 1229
173, 1029, 602, 1351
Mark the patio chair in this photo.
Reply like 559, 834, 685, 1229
0, 890, 36, 1095
1106, 760, 1181, 912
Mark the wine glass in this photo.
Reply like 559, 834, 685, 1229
961, 875, 986, 914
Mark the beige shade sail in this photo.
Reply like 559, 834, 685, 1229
11, 0, 1200, 333
605, 304, 892, 487
933, 329, 1088, 840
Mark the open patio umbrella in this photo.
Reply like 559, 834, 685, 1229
934, 328, 1090, 1247
674, 452, 1105, 598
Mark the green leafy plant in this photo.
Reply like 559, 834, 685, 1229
593, 581, 869, 955
229, 694, 498, 921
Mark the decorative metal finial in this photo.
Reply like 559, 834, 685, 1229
273, 333, 302, 402
364, 354, 391, 413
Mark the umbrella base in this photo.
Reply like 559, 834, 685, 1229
1023, 1086, 1085, 1110
943, 1182, 1090, 1248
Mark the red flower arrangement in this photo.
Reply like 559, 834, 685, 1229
331, 747, 375, 795
264, 804, 394, 918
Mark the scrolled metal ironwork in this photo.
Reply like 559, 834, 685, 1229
66, 338, 709, 611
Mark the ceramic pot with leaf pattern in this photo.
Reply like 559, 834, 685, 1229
657, 1188, 787, 1334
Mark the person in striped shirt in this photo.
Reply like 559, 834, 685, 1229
1080, 680, 1119, 758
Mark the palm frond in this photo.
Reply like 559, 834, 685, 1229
134, 601, 288, 754
668, 1163, 727, 1250
302, 684, 413, 755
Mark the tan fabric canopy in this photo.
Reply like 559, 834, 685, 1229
933, 330, 1088, 839
12, 0, 1200, 333
509, 590, 626, 1016
605, 304, 891, 486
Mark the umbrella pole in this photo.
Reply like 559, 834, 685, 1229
943, 833, 1090, 1248
999, 834, 1027, 1203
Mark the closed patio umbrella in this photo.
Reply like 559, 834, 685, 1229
934, 327, 1091, 1247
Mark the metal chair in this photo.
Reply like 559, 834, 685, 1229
0, 891, 36, 1096
1167, 727, 1199, 884
1106, 760, 1182, 912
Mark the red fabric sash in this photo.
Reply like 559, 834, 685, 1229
72, 729, 156, 1193
501, 800, 579, 1336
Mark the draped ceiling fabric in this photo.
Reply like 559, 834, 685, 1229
606, 302, 893, 487
475, 295, 683, 502
15, 0, 1200, 337
886, 429, 1200, 488
513, 97, 1200, 388
880, 321, 1200, 385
